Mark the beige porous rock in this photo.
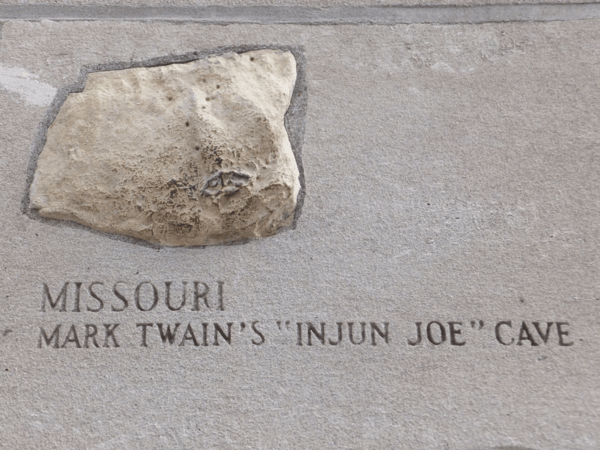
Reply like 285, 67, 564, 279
30, 49, 301, 246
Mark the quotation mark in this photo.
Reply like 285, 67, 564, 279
470, 320, 484, 330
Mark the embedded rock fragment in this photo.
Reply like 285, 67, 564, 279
30, 50, 301, 246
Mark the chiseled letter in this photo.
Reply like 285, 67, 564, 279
556, 322, 574, 346
517, 322, 538, 346
495, 321, 513, 345
38, 325, 61, 348
42, 282, 68, 312
103, 323, 120, 348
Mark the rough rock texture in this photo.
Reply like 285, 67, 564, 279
30, 49, 300, 246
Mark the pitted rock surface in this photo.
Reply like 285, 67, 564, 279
30, 49, 300, 246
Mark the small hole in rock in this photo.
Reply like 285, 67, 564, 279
250, 57, 255, 61
168, 96, 173, 101
185, 122, 189, 127
216, 85, 220, 89
205, 97, 210, 101
195, 146, 200, 151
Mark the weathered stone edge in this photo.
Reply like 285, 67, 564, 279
21, 45, 308, 250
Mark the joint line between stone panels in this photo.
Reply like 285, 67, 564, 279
0, 4, 600, 23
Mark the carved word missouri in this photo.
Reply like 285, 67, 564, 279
41, 281, 224, 312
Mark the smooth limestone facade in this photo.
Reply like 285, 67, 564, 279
0, 6, 599, 450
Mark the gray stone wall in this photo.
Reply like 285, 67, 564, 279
0, 2, 598, 449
